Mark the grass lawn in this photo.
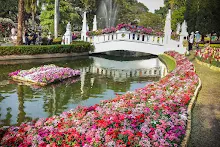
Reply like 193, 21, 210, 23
158, 54, 176, 72
187, 51, 220, 147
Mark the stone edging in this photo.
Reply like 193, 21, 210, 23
0, 52, 89, 61
181, 77, 202, 147
196, 58, 220, 72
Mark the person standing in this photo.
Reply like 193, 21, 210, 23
24, 30, 29, 45
188, 32, 194, 51
47, 32, 53, 45
195, 31, 201, 49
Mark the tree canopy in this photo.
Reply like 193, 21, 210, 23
185, 0, 220, 35
155, 0, 220, 35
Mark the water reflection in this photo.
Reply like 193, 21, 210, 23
0, 56, 166, 127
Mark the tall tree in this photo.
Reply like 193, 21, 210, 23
138, 12, 163, 31
17, 0, 24, 45
185, 0, 220, 35
54, 0, 59, 38
24, 0, 37, 23
155, 0, 186, 31
40, 0, 80, 35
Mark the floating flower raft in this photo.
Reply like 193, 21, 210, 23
0, 51, 199, 146
8, 64, 81, 86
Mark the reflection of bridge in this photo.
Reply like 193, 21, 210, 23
79, 56, 167, 81
80, 66, 163, 79
80, 10, 188, 55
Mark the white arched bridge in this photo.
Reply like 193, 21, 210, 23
86, 31, 185, 55
77, 10, 189, 55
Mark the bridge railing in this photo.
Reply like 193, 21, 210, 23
88, 31, 165, 45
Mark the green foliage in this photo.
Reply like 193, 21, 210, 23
155, 0, 186, 31
155, 7, 168, 19
0, 42, 94, 56
53, 37, 62, 45
115, 0, 149, 25
171, 7, 186, 30
138, 12, 164, 31
185, 0, 220, 35
199, 44, 220, 48
40, 0, 81, 35
0, 0, 18, 21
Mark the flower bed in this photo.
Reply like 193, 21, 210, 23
196, 46, 220, 67
87, 24, 164, 37
8, 65, 81, 86
0, 51, 199, 146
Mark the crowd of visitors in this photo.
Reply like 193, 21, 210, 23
10, 26, 54, 45
186, 31, 220, 51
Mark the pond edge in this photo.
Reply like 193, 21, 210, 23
0, 52, 89, 61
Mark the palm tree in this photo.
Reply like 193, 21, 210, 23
16, 0, 24, 45
54, 0, 59, 38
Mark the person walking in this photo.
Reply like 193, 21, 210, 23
188, 32, 194, 51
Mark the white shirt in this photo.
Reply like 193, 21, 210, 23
189, 34, 194, 43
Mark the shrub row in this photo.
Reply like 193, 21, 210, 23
199, 44, 220, 48
0, 41, 94, 56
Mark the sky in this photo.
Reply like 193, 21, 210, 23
138, 0, 164, 13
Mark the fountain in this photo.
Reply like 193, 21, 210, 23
97, 0, 118, 28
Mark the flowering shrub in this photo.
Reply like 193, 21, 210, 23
196, 47, 220, 67
87, 24, 164, 37
9, 64, 81, 85
0, 18, 15, 37
0, 51, 199, 146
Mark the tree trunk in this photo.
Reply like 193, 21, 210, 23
17, 0, 24, 45
54, 0, 59, 39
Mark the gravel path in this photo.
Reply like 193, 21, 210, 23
187, 53, 220, 147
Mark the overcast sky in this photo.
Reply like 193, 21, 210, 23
138, 0, 164, 13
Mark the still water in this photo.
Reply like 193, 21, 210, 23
0, 55, 166, 127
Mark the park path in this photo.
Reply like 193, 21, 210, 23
187, 53, 220, 147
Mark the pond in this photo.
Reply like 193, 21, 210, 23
0, 55, 166, 127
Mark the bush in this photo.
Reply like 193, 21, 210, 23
53, 37, 62, 45
0, 41, 94, 56
199, 44, 220, 48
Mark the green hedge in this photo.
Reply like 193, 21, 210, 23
199, 44, 220, 48
0, 41, 94, 56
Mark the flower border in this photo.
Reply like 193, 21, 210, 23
196, 58, 220, 72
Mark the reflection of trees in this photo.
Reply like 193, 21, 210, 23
42, 80, 82, 116
0, 107, 12, 127
39, 72, 160, 116
17, 85, 26, 125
